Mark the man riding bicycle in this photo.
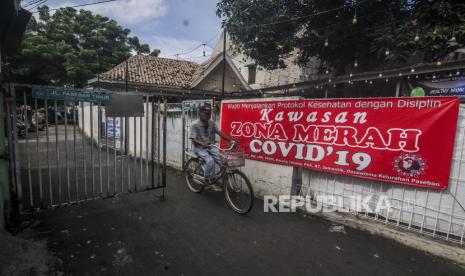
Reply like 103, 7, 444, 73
189, 104, 234, 191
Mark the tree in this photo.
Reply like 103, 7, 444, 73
216, 0, 465, 74
8, 6, 157, 87
128, 36, 150, 55
150, 49, 161, 57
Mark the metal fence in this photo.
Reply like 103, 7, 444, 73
297, 106, 465, 245
5, 84, 167, 212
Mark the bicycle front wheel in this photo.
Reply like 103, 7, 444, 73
224, 170, 254, 214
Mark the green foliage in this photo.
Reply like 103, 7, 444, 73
9, 6, 155, 87
217, 0, 465, 74
150, 49, 161, 57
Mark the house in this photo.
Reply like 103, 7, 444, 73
215, 32, 465, 99
89, 31, 465, 100
88, 52, 250, 99
214, 32, 320, 90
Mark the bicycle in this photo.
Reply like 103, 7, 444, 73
183, 142, 254, 214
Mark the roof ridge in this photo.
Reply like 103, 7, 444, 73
131, 54, 199, 65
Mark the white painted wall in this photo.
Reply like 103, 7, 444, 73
240, 159, 293, 197
164, 111, 184, 170
79, 103, 96, 142
79, 102, 183, 170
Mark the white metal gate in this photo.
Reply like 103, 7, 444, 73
5, 84, 167, 212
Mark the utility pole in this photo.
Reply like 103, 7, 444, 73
221, 29, 227, 99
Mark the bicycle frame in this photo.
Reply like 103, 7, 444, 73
186, 142, 239, 184
194, 155, 233, 184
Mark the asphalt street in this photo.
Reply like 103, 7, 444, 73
18, 167, 465, 276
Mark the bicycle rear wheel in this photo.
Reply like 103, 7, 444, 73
224, 170, 254, 214
184, 158, 204, 193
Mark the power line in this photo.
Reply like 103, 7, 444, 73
23, 0, 45, 8
32, 0, 119, 13
204, 27, 223, 45
173, 44, 204, 57
230, 0, 371, 30
26, 0, 47, 11
178, 54, 214, 61
171, 27, 222, 58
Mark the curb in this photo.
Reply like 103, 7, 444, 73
312, 211, 465, 266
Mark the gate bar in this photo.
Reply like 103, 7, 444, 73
106, 112, 110, 195
90, 102, 95, 197
44, 100, 52, 206
64, 100, 71, 202
162, 98, 167, 188
139, 111, 143, 189
79, 102, 87, 200
144, 95, 149, 189
120, 116, 124, 193
145, 97, 149, 189
151, 101, 155, 188
113, 116, 117, 195
54, 100, 61, 204
98, 104, 102, 195
81, 102, 87, 199
73, 101, 78, 201
157, 100, 161, 187
133, 116, 137, 191
127, 116, 131, 191
34, 98, 43, 207
181, 102, 185, 170
23, 92, 33, 209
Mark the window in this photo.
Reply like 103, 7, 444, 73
247, 64, 256, 84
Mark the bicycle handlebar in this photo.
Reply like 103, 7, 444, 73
210, 141, 238, 151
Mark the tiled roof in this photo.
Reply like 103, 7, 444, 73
98, 54, 200, 88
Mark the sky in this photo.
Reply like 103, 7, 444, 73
29, 0, 223, 63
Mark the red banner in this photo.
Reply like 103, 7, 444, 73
220, 97, 460, 190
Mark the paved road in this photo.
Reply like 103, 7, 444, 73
21, 167, 465, 276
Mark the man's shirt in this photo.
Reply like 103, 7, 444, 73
189, 119, 220, 145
